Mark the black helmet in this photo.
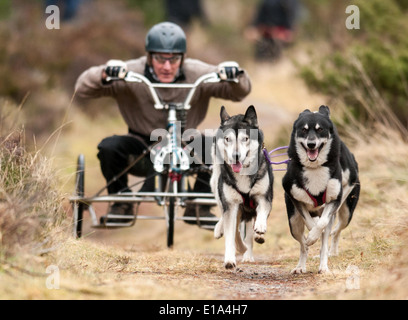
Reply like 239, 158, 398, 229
145, 22, 187, 54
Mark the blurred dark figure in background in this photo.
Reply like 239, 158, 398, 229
165, 0, 207, 29
45, 0, 81, 21
246, 0, 300, 61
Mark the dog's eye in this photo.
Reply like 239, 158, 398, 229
302, 128, 308, 133
316, 127, 323, 133
224, 137, 231, 143
242, 136, 249, 142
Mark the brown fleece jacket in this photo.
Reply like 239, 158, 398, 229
75, 56, 251, 137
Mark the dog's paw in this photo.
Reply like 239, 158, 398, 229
214, 221, 223, 239
224, 261, 236, 270
242, 251, 255, 263
214, 230, 223, 239
291, 266, 307, 274
306, 227, 321, 246
318, 266, 330, 274
254, 220, 267, 236
254, 232, 265, 244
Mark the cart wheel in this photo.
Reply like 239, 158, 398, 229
166, 181, 175, 248
167, 197, 175, 248
73, 154, 85, 238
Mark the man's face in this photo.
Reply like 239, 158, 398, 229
151, 53, 182, 83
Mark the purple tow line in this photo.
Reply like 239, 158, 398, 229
263, 146, 290, 171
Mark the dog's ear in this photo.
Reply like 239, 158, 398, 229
319, 105, 330, 117
299, 109, 311, 117
243, 105, 258, 127
220, 106, 231, 124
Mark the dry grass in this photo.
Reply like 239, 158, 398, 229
2, 67, 408, 300
1, 0, 408, 301
331, 124, 408, 300
0, 103, 68, 260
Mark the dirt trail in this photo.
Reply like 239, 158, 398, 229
206, 257, 319, 300
75, 55, 340, 300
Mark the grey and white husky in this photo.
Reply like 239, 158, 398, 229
211, 106, 274, 269
283, 106, 360, 274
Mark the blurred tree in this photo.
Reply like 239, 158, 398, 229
0, 0, 11, 19
126, 0, 165, 27
395, 0, 408, 11
300, 0, 408, 132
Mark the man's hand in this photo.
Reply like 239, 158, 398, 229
103, 60, 128, 81
218, 61, 243, 82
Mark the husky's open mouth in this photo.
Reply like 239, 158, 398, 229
302, 143, 324, 162
230, 161, 243, 173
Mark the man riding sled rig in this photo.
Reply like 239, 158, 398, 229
75, 21, 251, 228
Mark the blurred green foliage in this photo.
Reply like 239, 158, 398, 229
395, 0, 408, 11
126, 0, 165, 27
0, 0, 11, 19
300, 0, 408, 129
0, 1, 146, 143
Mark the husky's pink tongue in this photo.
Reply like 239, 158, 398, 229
231, 162, 243, 173
307, 149, 319, 161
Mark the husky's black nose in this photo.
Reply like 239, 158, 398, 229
232, 151, 241, 161
307, 141, 317, 149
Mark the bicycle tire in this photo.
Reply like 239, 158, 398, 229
167, 197, 175, 248
166, 180, 175, 248
73, 154, 85, 238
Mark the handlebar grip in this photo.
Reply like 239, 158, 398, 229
104, 76, 121, 82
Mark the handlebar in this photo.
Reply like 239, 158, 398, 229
106, 71, 222, 110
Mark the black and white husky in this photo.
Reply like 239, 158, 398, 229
211, 106, 274, 269
283, 106, 360, 274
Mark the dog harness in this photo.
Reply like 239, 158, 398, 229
233, 187, 257, 210
304, 189, 327, 208
262, 145, 290, 171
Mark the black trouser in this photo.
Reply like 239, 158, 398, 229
97, 132, 212, 195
